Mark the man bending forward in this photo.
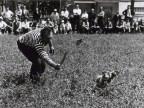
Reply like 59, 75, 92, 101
17, 27, 60, 81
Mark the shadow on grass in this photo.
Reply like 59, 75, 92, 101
1, 73, 29, 88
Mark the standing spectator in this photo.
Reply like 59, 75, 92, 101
73, 4, 81, 32
51, 9, 60, 24
122, 5, 135, 22
69, 15, 75, 33
22, 6, 29, 19
97, 7, 105, 31
88, 8, 96, 31
81, 9, 88, 21
1, 6, 14, 22
113, 11, 121, 33
33, 7, 41, 22
15, 6, 22, 19
60, 6, 69, 23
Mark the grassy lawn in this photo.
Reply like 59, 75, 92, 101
1, 33, 144, 108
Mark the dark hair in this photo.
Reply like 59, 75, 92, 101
40, 27, 52, 37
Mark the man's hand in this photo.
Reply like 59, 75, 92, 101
49, 46, 54, 55
54, 64, 60, 70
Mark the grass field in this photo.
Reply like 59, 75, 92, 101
1, 33, 144, 108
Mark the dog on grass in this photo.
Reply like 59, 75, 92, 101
95, 70, 119, 89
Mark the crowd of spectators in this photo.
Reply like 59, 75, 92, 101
0, 4, 144, 35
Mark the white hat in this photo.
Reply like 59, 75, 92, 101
61, 20, 64, 23
0, 16, 3, 20
54, 9, 57, 12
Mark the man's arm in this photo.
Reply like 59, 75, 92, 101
35, 44, 59, 70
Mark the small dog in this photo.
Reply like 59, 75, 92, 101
76, 39, 83, 45
94, 70, 118, 89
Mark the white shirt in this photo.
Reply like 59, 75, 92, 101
127, 9, 132, 17
21, 21, 30, 28
65, 22, 72, 30
15, 9, 22, 16
0, 21, 7, 29
2, 10, 14, 19
81, 13, 88, 19
61, 10, 69, 18
73, 8, 81, 15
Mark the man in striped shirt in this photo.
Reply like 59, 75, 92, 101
17, 27, 60, 82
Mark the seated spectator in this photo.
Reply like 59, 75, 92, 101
139, 19, 144, 33
104, 18, 113, 34
65, 20, 72, 34
30, 19, 38, 30
0, 16, 7, 34
46, 18, 54, 28
12, 16, 21, 35
20, 17, 30, 34
116, 19, 125, 33
82, 19, 89, 34
36, 18, 46, 28
81, 9, 88, 21
131, 19, 139, 33
89, 18, 100, 34
59, 20, 66, 34
0, 16, 12, 34
124, 19, 131, 33
53, 20, 59, 34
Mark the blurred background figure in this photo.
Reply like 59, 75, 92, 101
88, 8, 96, 33
122, 5, 135, 23
51, 9, 60, 24
73, 4, 81, 33
97, 7, 105, 32
113, 11, 121, 33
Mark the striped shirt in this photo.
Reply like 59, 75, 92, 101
18, 28, 53, 65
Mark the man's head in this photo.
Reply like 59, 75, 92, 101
91, 8, 94, 13
127, 5, 131, 9
54, 9, 57, 13
40, 27, 53, 44
76, 5, 79, 9
6, 7, 9, 11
